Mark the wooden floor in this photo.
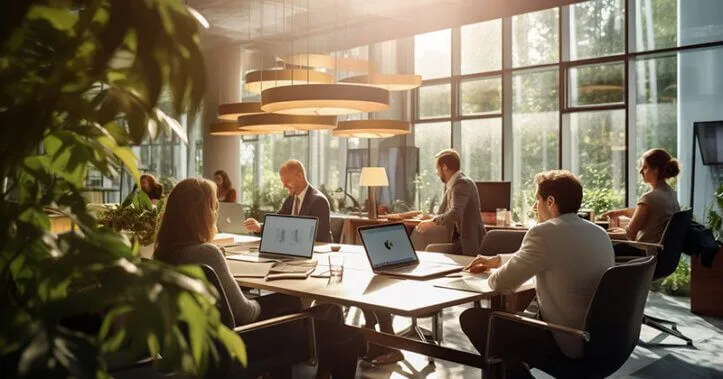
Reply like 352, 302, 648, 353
293, 291, 723, 378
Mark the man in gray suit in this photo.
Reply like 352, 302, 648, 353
244, 160, 333, 243
414, 149, 486, 255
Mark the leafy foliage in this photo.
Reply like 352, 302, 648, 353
97, 191, 160, 246
0, 1, 245, 377
706, 183, 723, 242
652, 259, 691, 297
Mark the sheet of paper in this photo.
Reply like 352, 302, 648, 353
226, 259, 274, 278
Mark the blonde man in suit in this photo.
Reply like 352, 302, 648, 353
461, 170, 614, 377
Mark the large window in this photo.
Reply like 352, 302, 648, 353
414, 29, 451, 79
459, 77, 502, 116
418, 83, 452, 119
461, 19, 502, 74
570, 0, 625, 60
568, 62, 625, 106
570, 110, 626, 213
414, 122, 451, 212
512, 69, 559, 220
460, 119, 502, 181
512, 8, 560, 67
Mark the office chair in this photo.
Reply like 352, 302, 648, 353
616, 209, 694, 346
486, 256, 656, 378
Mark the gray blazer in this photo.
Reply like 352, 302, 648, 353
277, 185, 333, 243
432, 172, 485, 255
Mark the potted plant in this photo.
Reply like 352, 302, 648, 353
0, 1, 245, 377
97, 191, 161, 258
691, 183, 723, 316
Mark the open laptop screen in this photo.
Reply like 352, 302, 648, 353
260, 214, 318, 258
359, 223, 417, 269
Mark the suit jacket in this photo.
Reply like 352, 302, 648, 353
489, 213, 615, 358
432, 172, 485, 255
277, 185, 333, 243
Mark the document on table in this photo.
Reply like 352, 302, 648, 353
226, 259, 275, 278
434, 274, 492, 294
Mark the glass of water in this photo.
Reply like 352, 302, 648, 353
328, 253, 344, 279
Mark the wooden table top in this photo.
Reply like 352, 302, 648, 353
227, 242, 533, 317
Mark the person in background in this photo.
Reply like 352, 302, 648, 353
601, 148, 681, 256
140, 173, 163, 203
413, 148, 485, 255
154, 178, 363, 377
461, 170, 614, 377
213, 169, 237, 203
244, 159, 333, 242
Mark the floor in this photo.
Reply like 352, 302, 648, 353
294, 291, 723, 378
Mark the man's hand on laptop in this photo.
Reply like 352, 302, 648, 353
244, 218, 261, 233
463, 255, 502, 274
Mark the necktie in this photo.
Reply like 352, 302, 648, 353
293, 196, 301, 215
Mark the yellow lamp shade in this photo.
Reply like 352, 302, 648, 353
332, 120, 410, 138
209, 122, 278, 136
217, 102, 263, 121
359, 167, 389, 187
244, 69, 333, 94
236, 113, 337, 132
261, 84, 390, 116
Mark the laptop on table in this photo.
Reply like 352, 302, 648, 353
228, 214, 318, 262
216, 202, 247, 235
358, 223, 463, 280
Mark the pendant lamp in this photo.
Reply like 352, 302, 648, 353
244, 69, 333, 94
261, 84, 390, 116
209, 122, 277, 136
217, 102, 263, 121
339, 74, 422, 91
236, 113, 337, 132
282, 53, 371, 73
332, 120, 411, 138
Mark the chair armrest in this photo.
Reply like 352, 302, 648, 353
617, 240, 664, 250
233, 312, 312, 334
489, 311, 590, 342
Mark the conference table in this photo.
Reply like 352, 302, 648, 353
224, 239, 535, 375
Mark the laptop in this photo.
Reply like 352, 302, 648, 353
217, 202, 247, 234
358, 223, 463, 280
228, 214, 318, 263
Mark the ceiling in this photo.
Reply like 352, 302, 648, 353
191, 0, 586, 52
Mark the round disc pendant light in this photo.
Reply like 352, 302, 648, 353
244, 69, 333, 94
217, 102, 263, 121
332, 119, 411, 138
261, 84, 390, 116
237, 113, 337, 132
209, 122, 278, 136
339, 74, 422, 91
282, 53, 371, 73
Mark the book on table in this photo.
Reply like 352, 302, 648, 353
265, 259, 318, 281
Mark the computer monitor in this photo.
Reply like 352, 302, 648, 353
694, 121, 723, 165
475, 181, 511, 212
259, 214, 318, 259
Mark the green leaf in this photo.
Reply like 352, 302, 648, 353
177, 293, 205, 365
27, 6, 78, 32
217, 326, 247, 367
96, 136, 140, 186
18, 206, 51, 231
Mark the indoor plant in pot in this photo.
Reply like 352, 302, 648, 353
691, 183, 723, 316
98, 191, 161, 259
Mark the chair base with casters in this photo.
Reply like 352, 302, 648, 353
396, 312, 444, 364
642, 314, 694, 346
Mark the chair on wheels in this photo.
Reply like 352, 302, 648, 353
485, 256, 657, 378
615, 209, 694, 346
478, 229, 526, 256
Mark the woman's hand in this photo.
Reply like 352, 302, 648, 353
600, 209, 621, 220
463, 255, 502, 274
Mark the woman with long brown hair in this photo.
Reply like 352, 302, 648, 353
213, 170, 237, 203
154, 178, 363, 377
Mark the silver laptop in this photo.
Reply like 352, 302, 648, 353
358, 223, 462, 280
239, 214, 318, 262
217, 202, 247, 234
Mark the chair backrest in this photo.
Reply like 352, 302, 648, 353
200, 265, 236, 329
654, 209, 693, 280
582, 255, 656, 377
477, 229, 526, 256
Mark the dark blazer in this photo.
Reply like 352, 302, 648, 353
277, 185, 333, 243
433, 172, 486, 255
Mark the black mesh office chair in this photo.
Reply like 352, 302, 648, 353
486, 256, 657, 378
616, 209, 694, 346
